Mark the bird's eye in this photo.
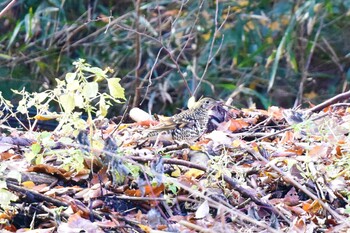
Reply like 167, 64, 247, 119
206, 100, 210, 104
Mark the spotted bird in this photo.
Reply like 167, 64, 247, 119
144, 97, 218, 142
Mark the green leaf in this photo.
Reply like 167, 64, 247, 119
7, 21, 23, 49
17, 99, 28, 114
98, 95, 109, 117
60, 93, 75, 113
65, 72, 76, 82
0, 53, 12, 60
0, 188, 18, 209
24, 8, 34, 42
35, 154, 43, 164
107, 78, 125, 99
25, 151, 36, 162
31, 143, 42, 154
83, 67, 107, 81
67, 80, 80, 91
168, 184, 178, 195
83, 82, 99, 99
74, 93, 84, 108
216, 83, 237, 90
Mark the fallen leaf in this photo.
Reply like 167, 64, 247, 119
57, 213, 104, 233
228, 119, 249, 132
195, 200, 209, 219
284, 187, 299, 206
184, 169, 205, 179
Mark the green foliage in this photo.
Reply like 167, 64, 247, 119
1, 0, 350, 110
167, 183, 179, 195
0, 165, 18, 210
1, 60, 125, 177
0, 184, 18, 209
10, 59, 125, 134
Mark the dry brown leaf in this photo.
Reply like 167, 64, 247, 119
28, 164, 72, 179
228, 119, 249, 132
284, 187, 299, 206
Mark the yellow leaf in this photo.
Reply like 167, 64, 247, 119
281, 16, 290, 26
171, 166, 181, 177
138, 224, 152, 233
22, 181, 35, 188
34, 114, 60, 121
190, 144, 202, 151
238, 0, 249, 7
184, 168, 204, 179
107, 78, 126, 99
98, 95, 109, 117
232, 139, 242, 148
304, 91, 318, 100
201, 32, 211, 41
244, 20, 255, 31
270, 21, 280, 31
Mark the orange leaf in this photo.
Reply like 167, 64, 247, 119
335, 140, 346, 158
322, 105, 331, 113
163, 9, 179, 16
0, 151, 20, 160
308, 145, 329, 159
22, 181, 35, 189
302, 201, 311, 211
136, 120, 160, 127
280, 131, 294, 144
285, 146, 304, 156
125, 183, 165, 197
145, 183, 165, 197
124, 189, 142, 197
228, 119, 249, 132
302, 200, 322, 214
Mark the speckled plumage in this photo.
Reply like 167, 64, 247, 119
145, 98, 218, 141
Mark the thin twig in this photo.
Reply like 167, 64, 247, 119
294, 16, 324, 107
247, 147, 348, 225
115, 22, 193, 96
249, 90, 350, 142
128, 156, 285, 221
6, 180, 68, 207
0, 0, 16, 18
132, 0, 142, 108
308, 90, 350, 113
193, 3, 229, 96
140, 48, 164, 105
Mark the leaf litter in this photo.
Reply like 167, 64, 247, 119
1, 93, 350, 232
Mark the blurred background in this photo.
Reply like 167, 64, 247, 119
1, 0, 350, 115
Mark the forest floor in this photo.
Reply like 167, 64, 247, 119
1, 92, 350, 232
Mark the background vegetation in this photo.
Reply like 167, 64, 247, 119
1, 0, 350, 114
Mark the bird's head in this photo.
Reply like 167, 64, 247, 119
194, 97, 218, 110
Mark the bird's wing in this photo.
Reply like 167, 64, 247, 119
147, 114, 196, 131
146, 118, 177, 131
